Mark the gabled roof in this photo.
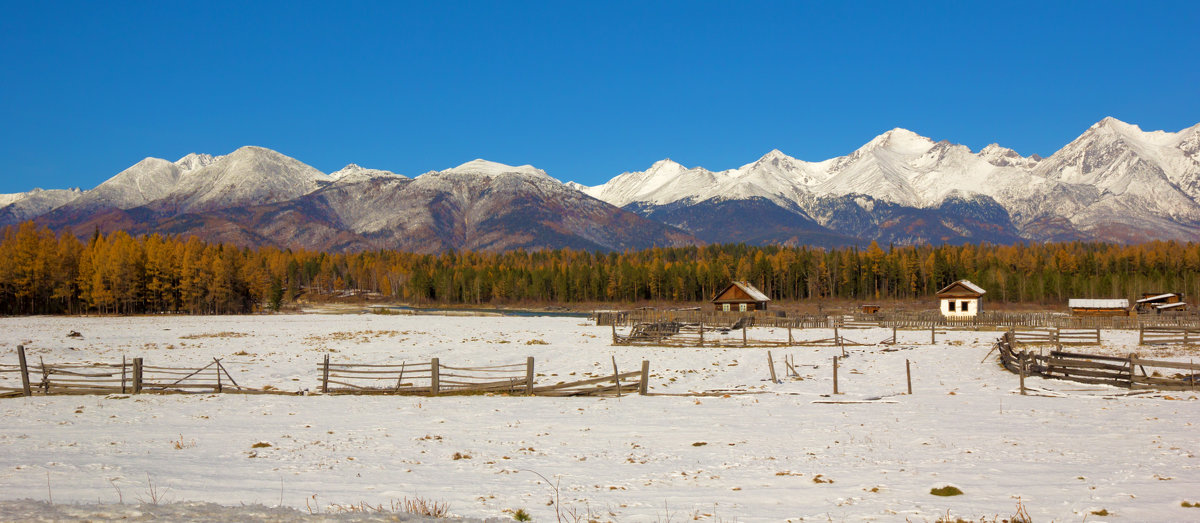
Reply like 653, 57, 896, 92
935, 280, 985, 297
1137, 293, 1178, 303
712, 281, 770, 303
1068, 299, 1129, 309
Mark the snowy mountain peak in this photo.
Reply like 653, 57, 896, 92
330, 164, 405, 181
979, 144, 1040, 168
444, 159, 546, 179
175, 153, 221, 172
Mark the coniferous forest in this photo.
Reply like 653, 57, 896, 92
1, 222, 1199, 315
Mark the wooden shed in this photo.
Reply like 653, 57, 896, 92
860, 304, 881, 314
1069, 299, 1130, 317
712, 281, 769, 312
936, 280, 985, 319
1135, 293, 1186, 314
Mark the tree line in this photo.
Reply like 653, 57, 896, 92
1, 221, 1199, 315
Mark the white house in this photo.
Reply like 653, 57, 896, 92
936, 280, 985, 319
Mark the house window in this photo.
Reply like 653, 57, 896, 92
946, 300, 956, 312
739, 303, 747, 312
961, 301, 970, 313
722, 304, 730, 312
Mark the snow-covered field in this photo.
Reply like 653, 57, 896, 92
1, 312, 1198, 522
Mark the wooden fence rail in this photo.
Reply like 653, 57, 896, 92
1138, 326, 1200, 345
597, 308, 1200, 331
319, 356, 651, 397
0, 346, 247, 396
995, 332, 1199, 391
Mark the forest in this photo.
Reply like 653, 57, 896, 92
1, 221, 1199, 315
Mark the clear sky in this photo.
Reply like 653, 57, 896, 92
2, 1, 1197, 193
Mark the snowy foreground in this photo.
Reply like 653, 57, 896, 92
1, 312, 1198, 522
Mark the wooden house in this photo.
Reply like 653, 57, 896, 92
860, 304, 881, 314
712, 281, 769, 312
936, 280, 985, 319
1135, 293, 1186, 314
1068, 299, 1130, 316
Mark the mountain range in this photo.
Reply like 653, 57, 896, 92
3, 117, 1198, 252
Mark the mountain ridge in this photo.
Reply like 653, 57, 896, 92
3, 117, 1198, 251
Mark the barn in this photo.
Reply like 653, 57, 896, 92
1069, 299, 1130, 316
712, 281, 769, 312
936, 280, 985, 319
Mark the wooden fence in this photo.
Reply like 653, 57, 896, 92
1, 346, 652, 399
995, 332, 1200, 391
597, 308, 1200, 331
1139, 326, 1200, 345
0, 345, 247, 397
1009, 328, 1101, 346
609, 321, 870, 348
319, 355, 650, 397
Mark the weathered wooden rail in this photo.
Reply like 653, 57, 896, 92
995, 331, 1200, 391
1138, 326, 1200, 345
319, 355, 651, 397
0, 346, 248, 396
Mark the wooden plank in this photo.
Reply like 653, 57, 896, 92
1130, 357, 1200, 372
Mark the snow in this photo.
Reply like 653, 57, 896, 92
1, 313, 1199, 521
1068, 299, 1129, 309
441, 160, 549, 181
330, 164, 407, 183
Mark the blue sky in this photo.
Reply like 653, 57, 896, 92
2, 1, 1197, 193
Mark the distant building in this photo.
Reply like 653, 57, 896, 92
1068, 299, 1130, 316
936, 280, 985, 319
712, 281, 769, 312
860, 304, 881, 314
1135, 293, 1186, 314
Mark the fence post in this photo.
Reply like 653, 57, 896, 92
611, 322, 616, 344
1018, 351, 1027, 396
16, 345, 31, 397
132, 357, 143, 394
930, 325, 935, 344
525, 356, 535, 396
699, 319, 705, 347
321, 354, 330, 393
121, 355, 127, 394
767, 351, 778, 384
1138, 325, 1144, 345
214, 358, 222, 393
1127, 353, 1135, 388
638, 360, 650, 395
832, 356, 839, 395
612, 356, 621, 397
906, 359, 912, 395
431, 357, 440, 396
742, 324, 747, 347
788, 326, 793, 345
